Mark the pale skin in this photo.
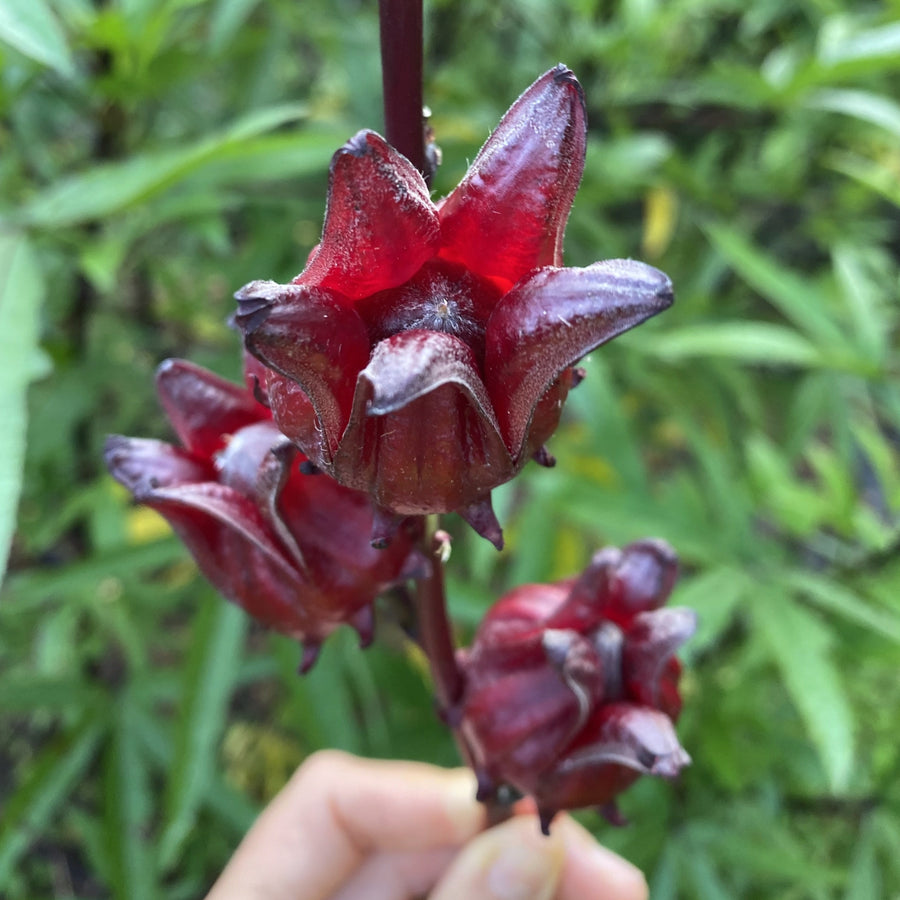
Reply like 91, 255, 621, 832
206, 750, 649, 900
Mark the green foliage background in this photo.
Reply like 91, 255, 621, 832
2, 0, 900, 896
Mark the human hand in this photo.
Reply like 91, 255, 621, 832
205, 750, 648, 900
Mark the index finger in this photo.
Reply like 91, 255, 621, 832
205, 750, 486, 900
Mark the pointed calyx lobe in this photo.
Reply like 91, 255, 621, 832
485, 260, 674, 457
104, 359, 424, 666
234, 65, 675, 544
299, 130, 441, 300
457, 540, 694, 830
438, 64, 587, 287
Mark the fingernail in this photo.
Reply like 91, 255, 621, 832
485, 821, 564, 900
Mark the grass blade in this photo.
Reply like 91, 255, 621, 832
0, 718, 104, 883
159, 593, 247, 870
0, 0, 76, 77
0, 232, 47, 586
754, 590, 854, 791
105, 691, 156, 900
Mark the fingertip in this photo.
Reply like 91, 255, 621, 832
555, 816, 649, 900
430, 815, 565, 900
441, 765, 490, 842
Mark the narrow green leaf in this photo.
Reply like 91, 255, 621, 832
0, 719, 104, 883
754, 591, 854, 791
827, 151, 900, 208
807, 88, 900, 139
159, 595, 246, 870
672, 567, 749, 662
344, 639, 391, 756
1, 537, 186, 611
105, 694, 155, 900
0, 231, 46, 587
704, 222, 845, 347
831, 243, 889, 363
641, 322, 823, 367
132, 705, 258, 836
0, 0, 76, 77
819, 21, 900, 67
209, 0, 262, 52
16, 104, 309, 228
785, 571, 900, 645
844, 817, 881, 900
0, 674, 103, 713
683, 838, 731, 900
650, 843, 680, 900
569, 355, 650, 496
279, 631, 364, 754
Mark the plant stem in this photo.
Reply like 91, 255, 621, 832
377, 0, 429, 181
414, 528, 514, 827
414, 525, 464, 712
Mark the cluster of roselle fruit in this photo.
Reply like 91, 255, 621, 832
106, 66, 694, 832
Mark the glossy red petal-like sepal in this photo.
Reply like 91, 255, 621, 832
546, 539, 679, 632
234, 279, 371, 455
215, 420, 307, 571
438, 65, 587, 286
532, 704, 690, 812
104, 435, 213, 497
140, 481, 298, 579
331, 330, 513, 514
562, 704, 691, 779
297, 130, 441, 300
623, 607, 697, 708
485, 260, 674, 457
155, 359, 263, 457
460, 665, 584, 784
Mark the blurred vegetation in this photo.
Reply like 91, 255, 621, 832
2, 0, 900, 896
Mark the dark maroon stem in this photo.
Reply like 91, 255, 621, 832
378, 0, 428, 181
414, 529, 464, 712
414, 527, 513, 827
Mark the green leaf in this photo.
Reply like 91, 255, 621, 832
785, 571, 900, 645
1, 538, 187, 612
0, 231, 46, 587
0, 0, 76, 77
807, 88, 900, 139
15, 104, 310, 228
844, 817, 881, 900
703, 222, 845, 348
209, 0, 263, 52
132, 705, 258, 836
159, 594, 246, 870
0, 674, 103, 713
831, 243, 889, 364
672, 567, 749, 662
827, 151, 900, 207
682, 838, 731, 900
641, 322, 824, 368
105, 693, 156, 900
818, 20, 900, 68
0, 718, 104, 883
754, 590, 854, 791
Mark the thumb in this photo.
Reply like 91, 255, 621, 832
429, 815, 564, 900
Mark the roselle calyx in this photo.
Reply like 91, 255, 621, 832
235, 65, 674, 548
456, 539, 695, 833
104, 359, 425, 670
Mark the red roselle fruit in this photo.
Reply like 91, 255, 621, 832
455, 539, 695, 833
104, 358, 426, 671
234, 66, 673, 549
